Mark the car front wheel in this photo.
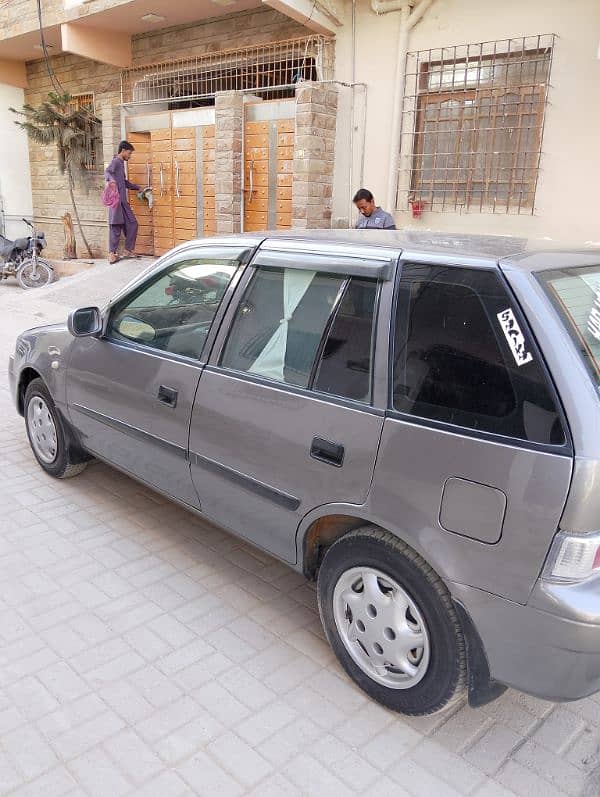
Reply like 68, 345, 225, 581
24, 378, 87, 479
317, 526, 467, 715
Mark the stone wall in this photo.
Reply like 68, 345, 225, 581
23, 7, 308, 257
24, 56, 120, 258
214, 92, 243, 235
292, 83, 338, 229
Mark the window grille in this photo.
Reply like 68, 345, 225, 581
69, 93, 98, 171
121, 36, 334, 107
399, 35, 555, 214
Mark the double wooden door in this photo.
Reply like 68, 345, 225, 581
244, 118, 294, 232
150, 127, 199, 256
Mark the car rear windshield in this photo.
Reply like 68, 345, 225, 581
537, 265, 600, 384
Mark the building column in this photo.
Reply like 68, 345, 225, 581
215, 91, 243, 234
292, 82, 338, 229
100, 99, 121, 167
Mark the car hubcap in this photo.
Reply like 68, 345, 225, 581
333, 566, 430, 689
27, 396, 58, 464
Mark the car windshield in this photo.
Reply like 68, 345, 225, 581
538, 264, 600, 384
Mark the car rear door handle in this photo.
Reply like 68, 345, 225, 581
310, 437, 344, 467
157, 385, 178, 408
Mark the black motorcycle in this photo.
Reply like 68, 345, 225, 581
0, 218, 54, 289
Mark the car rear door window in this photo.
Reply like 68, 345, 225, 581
108, 255, 240, 359
220, 266, 346, 388
393, 264, 565, 445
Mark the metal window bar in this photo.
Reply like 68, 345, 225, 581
399, 34, 555, 214
69, 93, 98, 171
121, 36, 334, 107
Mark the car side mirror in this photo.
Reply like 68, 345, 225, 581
68, 306, 103, 337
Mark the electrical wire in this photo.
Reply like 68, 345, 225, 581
36, 0, 65, 95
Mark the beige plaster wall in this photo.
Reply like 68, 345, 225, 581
333, 0, 600, 242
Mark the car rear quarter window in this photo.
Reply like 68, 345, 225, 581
393, 264, 565, 445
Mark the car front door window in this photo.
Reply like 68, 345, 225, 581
108, 256, 240, 360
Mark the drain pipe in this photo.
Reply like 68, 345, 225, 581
371, 0, 434, 214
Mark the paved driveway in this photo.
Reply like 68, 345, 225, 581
0, 267, 599, 797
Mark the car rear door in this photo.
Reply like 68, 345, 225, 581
188, 241, 394, 563
66, 242, 256, 505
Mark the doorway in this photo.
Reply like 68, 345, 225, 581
126, 111, 216, 256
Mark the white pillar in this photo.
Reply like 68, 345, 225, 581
0, 84, 34, 239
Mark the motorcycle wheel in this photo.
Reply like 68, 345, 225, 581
16, 258, 55, 289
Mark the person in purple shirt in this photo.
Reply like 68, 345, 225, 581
104, 141, 141, 264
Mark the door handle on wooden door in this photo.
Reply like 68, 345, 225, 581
159, 162, 165, 197
174, 160, 181, 198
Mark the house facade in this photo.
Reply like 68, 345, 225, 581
0, 0, 598, 257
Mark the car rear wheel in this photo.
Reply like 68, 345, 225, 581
317, 526, 467, 715
24, 378, 87, 479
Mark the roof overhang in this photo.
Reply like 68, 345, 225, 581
261, 0, 343, 34
0, 0, 270, 82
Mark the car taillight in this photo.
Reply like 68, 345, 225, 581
543, 530, 600, 582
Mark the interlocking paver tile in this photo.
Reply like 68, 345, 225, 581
2, 723, 58, 779
155, 713, 225, 765
68, 747, 130, 797
207, 730, 274, 787
103, 728, 163, 785
8, 765, 78, 797
176, 750, 245, 796
463, 723, 522, 775
258, 717, 324, 768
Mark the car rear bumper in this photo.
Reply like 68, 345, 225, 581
450, 579, 600, 702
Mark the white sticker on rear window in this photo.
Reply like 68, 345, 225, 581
497, 308, 533, 366
588, 289, 600, 342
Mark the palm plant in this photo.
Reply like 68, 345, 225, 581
11, 91, 101, 258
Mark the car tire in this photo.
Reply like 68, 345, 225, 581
317, 526, 467, 716
24, 378, 87, 479
16, 259, 55, 290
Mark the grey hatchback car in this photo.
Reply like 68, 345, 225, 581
9, 231, 600, 716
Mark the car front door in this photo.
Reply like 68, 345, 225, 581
188, 242, 394, 563
66, 243, 255, 505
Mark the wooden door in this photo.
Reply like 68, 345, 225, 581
150, 128, 174, 256
276, 120, 293, 229
244, 121, 269, 232
243, 115, 294, 232
127, 132, 153, 255
201, 125, 216, 237
172, 127, 198, 246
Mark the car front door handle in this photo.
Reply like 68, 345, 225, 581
310, 437, 345, 467
157, 385, 178, 408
